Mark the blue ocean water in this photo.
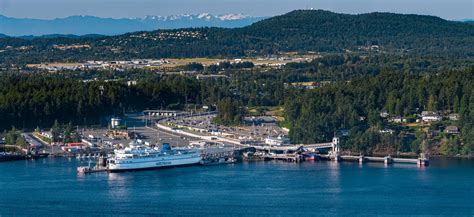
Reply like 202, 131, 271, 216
0, 158, 473, 216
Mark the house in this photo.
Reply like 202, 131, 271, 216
379, 111, 389, 118
421, 111, 442, 122
389, 116, 406, 123
444, 126, 460, 134
41, 131, 53, 139
421, 111, 434, 116
379, 129, 395, 135
448, 113, 460, 121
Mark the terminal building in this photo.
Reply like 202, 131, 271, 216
264, 135, 290, 146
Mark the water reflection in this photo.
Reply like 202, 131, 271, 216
107, 172, 132, 201
327, 161, 341, 193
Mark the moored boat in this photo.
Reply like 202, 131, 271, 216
107, 141, 201, 172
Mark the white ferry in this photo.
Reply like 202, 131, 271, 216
107, 140, 201, 172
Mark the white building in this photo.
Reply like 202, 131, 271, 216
111, 118, 122, 129
448, 113, 460, 121
379, 129, 395, 134
41, 131, 53, 139
379, 111, 389, 118
444, 126, 460, 134
265, 135, 290, 146
421, 111, 442, 122
389, 116, 407, 123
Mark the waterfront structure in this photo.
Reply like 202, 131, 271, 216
264, 135, 290, 146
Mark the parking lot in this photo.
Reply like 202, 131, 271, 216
82, 115, 197, 148
162, 114, 288, 142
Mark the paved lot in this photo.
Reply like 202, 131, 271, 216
77, 112, 288, 150
163, 114, 288, 142
82, 115, 196, 148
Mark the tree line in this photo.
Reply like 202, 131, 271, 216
285, 70, 473, 155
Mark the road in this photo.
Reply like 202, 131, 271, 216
22, 133, 46, 148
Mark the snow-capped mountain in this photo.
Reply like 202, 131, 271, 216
141, 13, 252, 22
0, 13, 266, 37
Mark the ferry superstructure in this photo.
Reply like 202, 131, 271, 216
107, 141, 201, 172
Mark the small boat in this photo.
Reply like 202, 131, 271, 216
303, 153, 317, 161
77, 159, 93, 174
77, 166, 92, 174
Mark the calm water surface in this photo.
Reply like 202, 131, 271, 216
0, 158, 473, 216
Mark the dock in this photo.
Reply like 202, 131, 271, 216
336, 154, 429, 166
200, 147, 237, 165
77, 157, 109, 174
77, 166, 108, 174
238, 136, 429, 167
263, 153, 301, 162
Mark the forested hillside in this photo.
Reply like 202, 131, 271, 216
1, 10, 473, 64
285, 70, 473, 153
1, 52, 473, 155
0, 74, 216, 129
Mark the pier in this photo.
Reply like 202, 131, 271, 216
200, 147, 237, 165
77, 156, 108, 174
240, 137, 429, 167
263, 153, 301, 162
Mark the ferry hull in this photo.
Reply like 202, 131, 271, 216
108, 155, 201, 172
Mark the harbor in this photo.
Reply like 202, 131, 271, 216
1, 110, 431, 174
74, 137, 429, 174
0, 156, 472, 216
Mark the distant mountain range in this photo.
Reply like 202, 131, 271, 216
0, 13, 266, 36
1, 10, 473, 64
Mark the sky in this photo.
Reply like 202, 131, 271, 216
0, 0, 472, 20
